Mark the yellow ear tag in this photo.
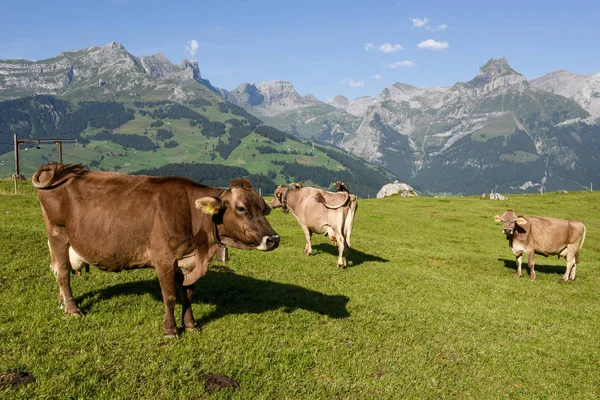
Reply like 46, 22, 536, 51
205, 204, 217, 215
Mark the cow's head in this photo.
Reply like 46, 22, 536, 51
494, 210, 527, 235
195, 179, 279, 251
269, 185, 289, 210
335, 181, 349, 193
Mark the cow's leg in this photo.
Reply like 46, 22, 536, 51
336, 230, 348, 269
301, 225, 313, 255
47, 233, 83, 317
562, 246, 577, 282
569, 262, 577, 280
175, 273, 198, 331
156, 264, 179, 337
514, 253, 523, 278
527, 252, 536, 280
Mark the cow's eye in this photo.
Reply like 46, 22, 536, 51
236, 205, 247, 214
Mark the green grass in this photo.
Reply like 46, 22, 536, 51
500, 150, 540, 163
1, 187, 600, 398
471, 114, 518, 142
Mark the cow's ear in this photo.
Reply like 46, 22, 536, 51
195, 197, 223, 215
494, 215, 503, 222
516, 217, 527, 225
263, 201, 272, 216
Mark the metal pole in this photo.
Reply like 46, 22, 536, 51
13, 133, 19, 194
56, 141, 63, 163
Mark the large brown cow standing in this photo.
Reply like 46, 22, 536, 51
271, 184, 357, 268
494, 210, 586, 281
33, 163, 280, 336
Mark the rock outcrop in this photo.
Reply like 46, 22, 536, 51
221, 80, 320, 116
377, 181, 418, 198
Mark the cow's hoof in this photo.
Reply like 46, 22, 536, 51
557, 278, 568, 284
529, 276, 536, 281
68, 310, 84, 318
184, 323, 201, 332
164, 330, 180, 338
514, 273, 521, 278
337, 264, 346, 269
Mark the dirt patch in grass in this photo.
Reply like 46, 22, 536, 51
201, 373, 238, 394
0, 370, 35, 389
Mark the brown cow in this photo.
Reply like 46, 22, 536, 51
494, 210, 586, 281
33, 163, 279, 336
271, 185, 357, 268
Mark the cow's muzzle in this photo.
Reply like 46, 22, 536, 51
503, 228, 513, 235
257, 234, 280, 251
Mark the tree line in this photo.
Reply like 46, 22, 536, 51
134, 163, 277, 193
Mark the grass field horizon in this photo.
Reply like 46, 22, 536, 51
1, 184, 599, 398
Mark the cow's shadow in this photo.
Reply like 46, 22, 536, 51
499, 258, 566, 276
313, 244, 388, 267
76, 268, 350, 325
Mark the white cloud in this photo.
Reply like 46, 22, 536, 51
412, 17, 448, 32
411, 17, 430, 28
417, 39, 449, 51
185, 39, 199, 59
373, 74, 382, 80
385, 60, 416, 68
364, 42, 375, 51
378, 43, 403, 53
341, 79, 365, 87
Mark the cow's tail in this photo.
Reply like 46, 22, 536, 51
576, 224, 587, 263
32, 163, 88, 190
314, 191, 350, 209
343, 195, 358, 248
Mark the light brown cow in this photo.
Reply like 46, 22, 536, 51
271, 185, 358, 268
494, 210, 586, 281
33, 163, 279, 336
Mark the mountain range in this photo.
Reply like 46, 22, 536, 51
224, 58, 600, 194
0, 42, 394, 197
1, 42, 599, 195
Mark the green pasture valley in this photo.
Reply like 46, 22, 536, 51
1, 185, 599, 398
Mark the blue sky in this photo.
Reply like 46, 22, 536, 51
1, 0, 599, 101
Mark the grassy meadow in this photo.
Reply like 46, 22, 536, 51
1, 183, 599, 399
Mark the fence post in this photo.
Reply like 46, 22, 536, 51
13, 133, 19, 194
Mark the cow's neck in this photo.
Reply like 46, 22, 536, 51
212, 188, 227, 246
282, 188, 291, 214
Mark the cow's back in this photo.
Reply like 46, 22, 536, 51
518, 216, 585, 255
292, 188, 346, 231
37, 169, 212, 268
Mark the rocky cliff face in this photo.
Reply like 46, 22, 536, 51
0, 42, 216, 101
531, 70, 600, 120
327, 95, 375, 116
222, 80, 321, 116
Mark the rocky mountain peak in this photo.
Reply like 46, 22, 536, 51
0, 42, 214, 101
468, 57, 526, 88
329, 95, 350, 108
104, 41, 125, 50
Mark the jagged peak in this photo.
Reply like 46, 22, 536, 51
180, 58, 199, 68
258, 80, 295, 90
152, 52, 170, 63
331, 94, 349, 102
231, 82, 259, 93
477, 57, 521, 79
102, 41, 125, 50
328, 95, 349, 107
